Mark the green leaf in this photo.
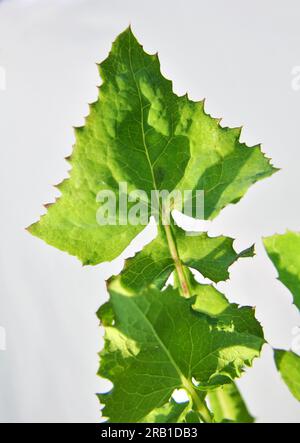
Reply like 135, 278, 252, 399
264, 231, 300, 310
120, 224, 254, 290
140, 399, 191, 423
264, 233, 300, 403
140, 398, 204, 423
192, 285, 263, 339
274, 350, 300, 402
98, 279, 264, 422
191, 283, 264, 390
208, 382, 254, 423
28, 27, 276, 266
96, 301, 114, 327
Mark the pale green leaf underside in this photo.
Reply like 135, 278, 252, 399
29, 27, 276, 266
98, 279, 264, 422
208, 382, 254, 423
121, 224, 254, 290
264, 231, 300, 310
274, 350, 300, 402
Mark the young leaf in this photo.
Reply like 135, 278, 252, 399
120, 224, 254, 291
208, 382, 254, 423
274, 350, 300, 402
98, 279, 264, 422
28, 27, 276, 266
264, 231, 300, 310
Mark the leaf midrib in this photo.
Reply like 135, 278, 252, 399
127, 296, 185, 385
128, 31, 159, 193
126, 296, 214, 421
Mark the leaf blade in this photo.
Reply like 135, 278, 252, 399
29, 27, 276, 265
98, 279, 264, 422
264, 231, 300, 310
120, 224, 254, 291
274, 350, 300, 402
208, 382, 254, 423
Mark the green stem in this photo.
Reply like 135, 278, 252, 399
163, 223, 190, 298
163, 221, 212, 422
182, 377, 213, 423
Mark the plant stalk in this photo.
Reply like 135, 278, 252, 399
163, 222, 212, 422
163, 223, 190, 298
182, 377, 213, 423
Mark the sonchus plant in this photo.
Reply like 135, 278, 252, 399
28, 28, 299, 423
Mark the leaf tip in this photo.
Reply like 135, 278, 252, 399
64, 154, 72, 162
43, 202, 53, 209
25, 224, 32, 233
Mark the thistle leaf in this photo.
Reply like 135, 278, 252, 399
274, 350, 300, 402
28, 27, 276, 265
264, 231, 300, 310
98, 279, 264, 422
264, 231, 300, 403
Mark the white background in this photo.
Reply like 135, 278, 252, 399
0, 0, 300, 423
